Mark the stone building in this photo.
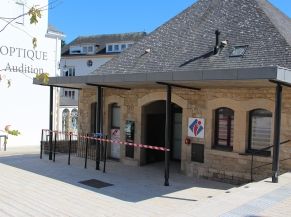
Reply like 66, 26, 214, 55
36, 0, 291, 184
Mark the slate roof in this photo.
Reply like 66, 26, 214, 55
61, 32, 146, 56
48, 24, 64, 35
94, 0, 291, 75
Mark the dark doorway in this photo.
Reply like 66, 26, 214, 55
172, 105, 182, 161
146, 114, 166, 163
143, 101, 182, 164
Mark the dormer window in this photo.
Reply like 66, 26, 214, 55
70, 46, 82, 54
88, 46, 93, 53
114, 44, 119, 51
70, 45, 95, 55
106, 43, 134, 53
82, 45, 94, 55
83, 46, 88, 53
108, 45, 113, 52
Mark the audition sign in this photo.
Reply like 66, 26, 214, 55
0, 45, 48, 74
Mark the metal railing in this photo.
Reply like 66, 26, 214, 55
0, 135, 8, 151
40, 130, 109, 173
250, 140, 290, 181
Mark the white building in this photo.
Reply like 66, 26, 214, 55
0, 0, 64, 147
59, 33, 146, 134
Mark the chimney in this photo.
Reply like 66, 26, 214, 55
214, 29, 220, 55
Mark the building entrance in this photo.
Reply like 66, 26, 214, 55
143, 100, 182, 164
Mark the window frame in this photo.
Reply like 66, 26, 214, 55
121, 44, 127, 51
113, 44, 120, 52
107, 45, 113, 52
111, 103, 120, 129
87, 46, 94, 53
82, 46, 88, 54
71, 109, 78, 131
247, 109, 272, 156
213, 107, 234, 151
66, 67, 75, 76
62, 109, 70, 132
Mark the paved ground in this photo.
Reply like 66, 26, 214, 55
0, 146, 290, 217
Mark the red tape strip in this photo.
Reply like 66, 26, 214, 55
42, 129, 170, 152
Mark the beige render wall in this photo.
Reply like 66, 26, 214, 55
78, 86, 291, 184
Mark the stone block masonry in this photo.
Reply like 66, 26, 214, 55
77, 86, 291, 184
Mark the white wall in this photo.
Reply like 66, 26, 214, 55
60, 56, 112, 76
0, 0, 62, 147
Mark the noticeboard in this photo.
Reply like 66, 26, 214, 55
125, 120, 135, 158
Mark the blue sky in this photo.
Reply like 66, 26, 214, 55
48, 0, 291, 43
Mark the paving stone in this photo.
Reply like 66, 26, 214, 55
1, 146, 291, 217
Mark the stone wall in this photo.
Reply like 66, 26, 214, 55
78, 86, 291, 184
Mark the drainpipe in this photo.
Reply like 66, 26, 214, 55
214, 29, 220, 55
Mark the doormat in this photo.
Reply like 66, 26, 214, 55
79, 179, 113, 189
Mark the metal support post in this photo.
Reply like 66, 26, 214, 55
4, 136, 7, 151
49, 86, 54, 160
103, 136, 108, 173
164, 85, 171, 186
272, 83, 282, 183
85, 136, 88, 169
68, 133, 72, 165
53, 132, 57, 162
96, 86, 102, 170
40, 130, 43, 159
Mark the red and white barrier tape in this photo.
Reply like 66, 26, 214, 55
42, 129, 170, 152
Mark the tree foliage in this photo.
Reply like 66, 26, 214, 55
28, 6, 42, 25
3, 125, 21, 136
35, 72, 50, 85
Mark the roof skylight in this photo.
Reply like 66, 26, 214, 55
230, 45, 248, 57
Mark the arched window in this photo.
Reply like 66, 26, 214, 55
248, 109, 272, 153
71, 109, 78, 132
62, 109, 70, 132
214, 107, 234, 150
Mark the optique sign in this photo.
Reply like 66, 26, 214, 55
0, 45, 48, 74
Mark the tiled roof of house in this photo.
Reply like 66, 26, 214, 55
48, 24, 64, 35
93, 0, 291, 75
61, 32, 146, 56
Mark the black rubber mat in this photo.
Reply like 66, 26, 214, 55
79, 179, 113, 189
